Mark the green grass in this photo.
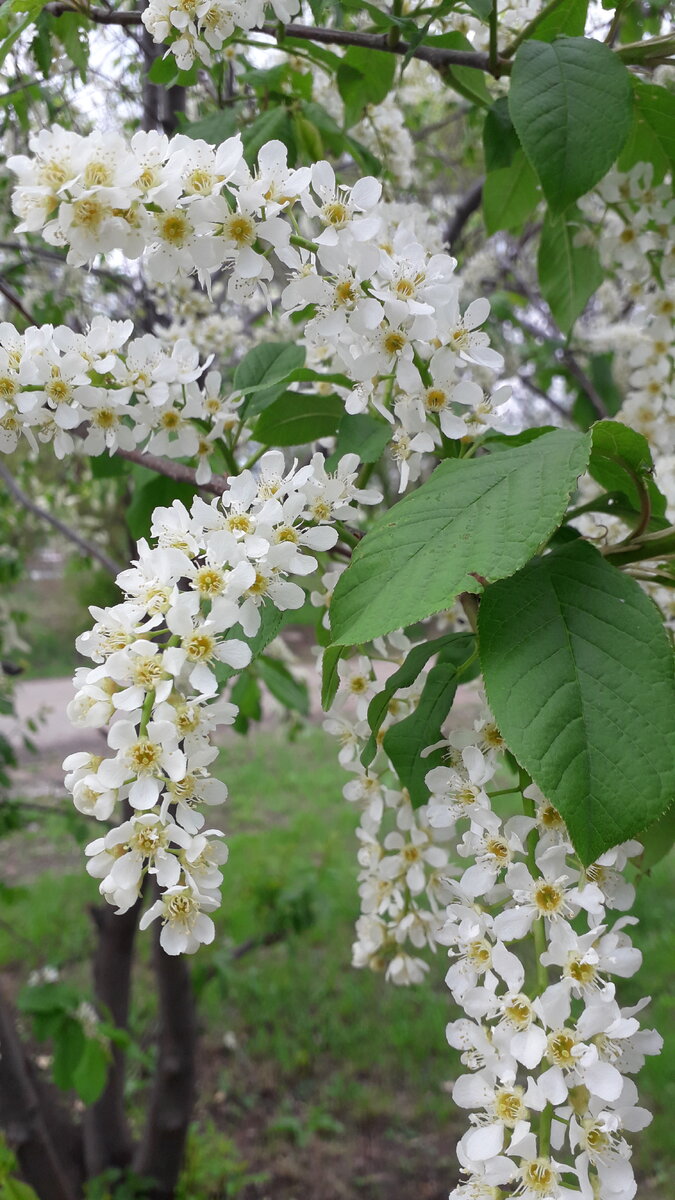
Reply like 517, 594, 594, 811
1, 727, 673, 1197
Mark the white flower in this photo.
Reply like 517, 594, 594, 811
139, 884, 218, 954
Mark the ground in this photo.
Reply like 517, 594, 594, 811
1, 682, 673, 1200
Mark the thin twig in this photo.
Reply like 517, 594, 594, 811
113, 446, 229, 495
0, 462, 123, 576
444, 178, 484, 250
0, 278, 38, 326
42, 7, 500, 72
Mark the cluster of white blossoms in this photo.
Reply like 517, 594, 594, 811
432, 765, 660, 1198
142, 0, 299, 70
0, 315, 246, 474
64, 449, 380, 952
322, 620, 662, 1196
8, 129, 509, 490
580, 164, 674, 458
321, 632, 473, 986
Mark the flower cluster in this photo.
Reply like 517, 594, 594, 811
9, 130, 509, 487
581, 164, 675, 459
0, 316, 245, 474
321, 613, 661, 1195
142, 0, 299, 70
434, 758, 661, 1200
65, 449, 379, 952
321, 632, 471, 985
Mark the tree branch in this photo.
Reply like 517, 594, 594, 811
114, 446, 229, 495
0, 278, 38, 326
133, 924, 197, 1200
83, 894, 144, 1177
0, 463, 123, 576
444, 178, 484, 250
42, 7, 500, 71
0, 983, 81, 1200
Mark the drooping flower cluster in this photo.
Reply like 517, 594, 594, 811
322, 617, 661, 1195
64, 449, 379, 952
433, 761, 660, 1200
8, 130, 510, 487
320, 631, 477, 986
142, 0, 299, 70
580, 164, 675, 459
0, 316, 245, 474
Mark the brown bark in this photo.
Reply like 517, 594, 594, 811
0, 983, 81, 1200
133, 929, 197, 1200
83, 897, 144, 1177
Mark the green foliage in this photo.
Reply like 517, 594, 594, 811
321, 644, 346, 709
18, 981, 112, 1105
483, 150, 540, 234
252, 392, 344, 445
256, 656, 309, 716
589, 420, 667, 521
337, 46, 396, 128
234, 343, 306, 417
126, 474, 197, 543
537, 210, 603, 333
618, 79, 675, 181
534, 0, 589, 40
361, 632, 476, 767
509, 37, 633, 211
327, 413, 391, 467
0, 1134, 39, 1200
382, 638, 478, 806
479, 541, 675, 863
483, 98, 520, 171
330, 431, 591, 645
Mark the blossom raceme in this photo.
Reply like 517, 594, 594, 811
321, 617, 661, 1198
64, 450, 379, 952
7, 130, 510, 487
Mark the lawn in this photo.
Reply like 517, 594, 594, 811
0, 727, 672, 1198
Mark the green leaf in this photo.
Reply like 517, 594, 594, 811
618, 80, 675, 181
383, 661, 459, 807
321, 645, 347, 709
257, 657, 309, 715
479, 541, 675, 863
535, 0, 589, 40
426, 33, 492, 107
483, 150, 540, 235
330, 430, 591, 646
632, 81, 675, 162
362, 633, 476, 767
252, 392, 344, 446
230, 669, 261, 733
509, 37, 633, 211
337, 46, 396, 128
243, 108, 295, 165
301, 101, 345, 156
126, 476, 197, 544
180, 108, 238, 144
0, 7, 41, 67
71, 1038, 109, 1105
235, 343, 306, 416
327, 413, 391, 467
483, 97, 521, 171
147, 53, 179, 84
465, 0, 492, 17
538, 210, 603, 334
52, 1016, 85, 1092
589, 419, 666, 518
216, 604, 285, 686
